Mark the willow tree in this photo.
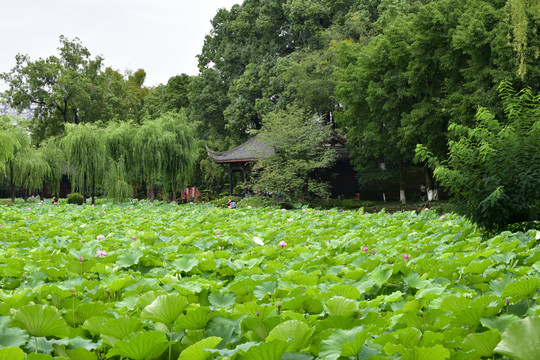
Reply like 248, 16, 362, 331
12, 147, 51, 200
0, 122, 51, 201
159, 111, 197, 202
133, 119, 164, 202
104, 121, 137, 199
104, 157, 133, 203
62, 123, 106, 205
39, 138, 65, 197
1, 123, 29, 201
0, 119, 21, 174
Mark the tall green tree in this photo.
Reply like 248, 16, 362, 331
159, 111, 198, 202
61, 123, 106, 205
133, 120, 164, 202
103, 157, 133, 203
0, 120, 51, 202
0, 117, 21, 175
39, 138, 65, 198
142, 74, 191, 120
104, 121, 137, 185
1, 36, 150, 143
253, 107, 337, 201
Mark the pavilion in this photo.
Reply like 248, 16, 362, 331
206, 134, 359, 198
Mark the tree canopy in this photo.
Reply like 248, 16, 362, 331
253, 107, 336, 201
1, 36, 149, 144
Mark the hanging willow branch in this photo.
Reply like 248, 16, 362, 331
39, 138, 65, 197
132, 119, 164, 202
159, 111, 198, 202
62, 123, 106, 205
0, 124, 22, 174
104, 157, 133, 203
508, 0, 540, 78
13, 147, 51, 198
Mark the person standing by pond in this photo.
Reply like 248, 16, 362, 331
420, 183, 426, 201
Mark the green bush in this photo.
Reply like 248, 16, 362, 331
66, 193, 84, 205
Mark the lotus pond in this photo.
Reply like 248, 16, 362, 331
0, 200, 539, 360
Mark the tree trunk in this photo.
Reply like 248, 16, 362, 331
425, 167, 438, 201
9, 168, 15, 203
82, 175, 87, 204
172, 183, 177, 203
91, 176, 95, 205
399, 161, 406, 204
148, 185, 155, 203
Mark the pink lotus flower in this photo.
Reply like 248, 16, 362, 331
131, 236, 136, 241
287, 218, 293, 222
281, 209, 286, 212
440, 215, 445, 220
268, 212, 272, 215
372, 250, 376, 255
97, 235, 105, 241
78, 256, 83, 263
403, 253, 410, 261
96, 250, 108, 257
216, 231, 220, 236
363, 246, 368, 253
279, 241, 287, 248
302, 209, 306, 212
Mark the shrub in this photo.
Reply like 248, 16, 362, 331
66, 193, 84, 205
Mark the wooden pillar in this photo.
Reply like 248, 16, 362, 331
243, 164, 247, 197
229, 163, 233, 195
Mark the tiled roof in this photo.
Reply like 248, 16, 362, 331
205, 135, 274, 163
206, 133, 350, 164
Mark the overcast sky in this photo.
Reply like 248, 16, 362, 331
0, 0, 241, 90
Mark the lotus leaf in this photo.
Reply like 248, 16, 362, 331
0, 347, 25, 360
267, 320, 314, 352
495, 316, 540, 360
12, 305, 70, 338
106, 330, 170, 360
140, 294, 188, 325
178, 336, 221, 360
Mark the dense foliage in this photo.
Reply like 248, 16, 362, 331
253, 107, 337, 201
2, 0, 540, 224
0, 201, 538, 359
417, 82, 540, 230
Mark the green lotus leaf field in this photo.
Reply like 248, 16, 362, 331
0, 199, 538, 359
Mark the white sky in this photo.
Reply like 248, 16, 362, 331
0, 0, 241, 90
